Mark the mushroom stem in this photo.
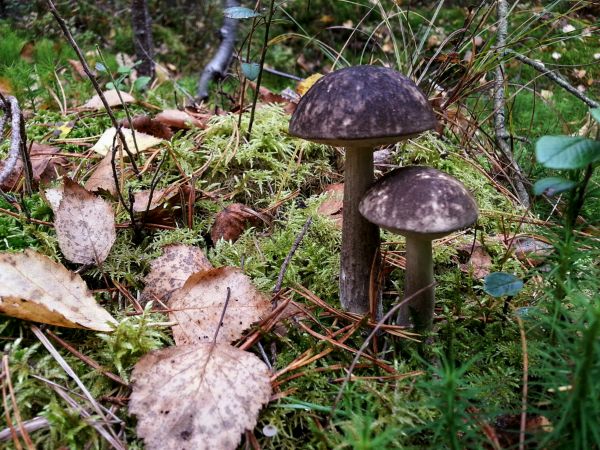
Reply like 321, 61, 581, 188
398, 236, 434, 331
340, 147, 380, 314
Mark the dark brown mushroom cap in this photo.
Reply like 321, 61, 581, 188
289, 66, 437, 147
359, 166, 478, 239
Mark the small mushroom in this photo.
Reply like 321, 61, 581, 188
359, 166, 478, 330
289, 65, 436, 314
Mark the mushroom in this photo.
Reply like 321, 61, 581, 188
359, 166, 478, 330
289, 65, 436, 314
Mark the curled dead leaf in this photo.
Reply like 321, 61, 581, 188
0, 250, 117, 331
210, 203, 263, 243
317, 184, 344, 228
458, 242, 492, 279
121, 115, 173, 140
54, 179, 116, 265
0, 143, 67, 191
169, 266, 271, 345
154, 109, 207, 129
141, 244, 213, 306
129, 343, 271, 450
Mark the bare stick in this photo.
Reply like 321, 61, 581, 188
273, 217, 312, 296
46, 0, 140, 176
197, 0, 239, 102
493, 0, 530, 208
0, 97, 31, 193
507, 50, 599, 109
212, 287, 232, 343
0, 417, 49, 442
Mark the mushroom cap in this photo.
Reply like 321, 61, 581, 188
359, 166, 478, 239
289, 65, 436, 147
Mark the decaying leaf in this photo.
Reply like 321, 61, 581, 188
121, 115, 173, 140
210, 203, 263, 243
317, 184, 344, 228
85, 153, 132, 196
458, 242, 492, 279
132, 185, 182, 213
129, 343, 271, 450
54, 179, 116, 265
0, 250, 117, 331
513, 236, 553, 265
68, 59, 87, 79
81, 89, 135, 110
141, 244, 213, 306
44, 185, 64, 212
154, 109, 206, 129
169, 266, 270, 345
91, 127, 164, 156
0, 143, 67, 191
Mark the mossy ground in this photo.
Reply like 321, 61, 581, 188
1, 2, 599, 449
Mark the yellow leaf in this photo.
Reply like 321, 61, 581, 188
296, 73, 324, 96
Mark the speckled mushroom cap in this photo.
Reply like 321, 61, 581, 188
289, 66, 436, 147
359, 166, 478, 239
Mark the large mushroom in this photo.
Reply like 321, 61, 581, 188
289, 65, 436, 314
359, 166, 478, 331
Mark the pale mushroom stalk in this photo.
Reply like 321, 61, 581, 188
289, 65, 436, 315
359, 166, 478, 331
340, 147, 380, 313
401, 236, 434, 330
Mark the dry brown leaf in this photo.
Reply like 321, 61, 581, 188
458, 242, 492, 279
0, 250, 117, 331
121, 115, 173, 140
169, 267, 270, 345
84, 153, 132, 196
0, 143, 67, 191
54, 179, 116, 265
129, 343, 271, 450
154, 109, 206, 129
19, 41, 35, 62
210, 203, 262, 243
132, 185, 182, 213
317, 184, 344, 228
513, 236, 553, 265
141, 245, 213, 306
91, 127, 163, 156
81, 90, 135, 110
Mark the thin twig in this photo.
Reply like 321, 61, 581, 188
273, 217, 312, 296
212, 287, 232, 342
507, 50, 599, 109
493, 0, 530, 207
45, 0, 140, 175
0, 417, 49, 442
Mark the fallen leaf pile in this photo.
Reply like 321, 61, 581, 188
130, 246, 272, 449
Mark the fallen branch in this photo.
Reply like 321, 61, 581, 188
196, 0, 239, 102
493, 0, 530, 208
507, 49, 600, 109
0, 95, 32, 193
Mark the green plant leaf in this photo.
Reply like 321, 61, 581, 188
224, 6, 261, 19
241, 62, 260, 81
483, 272, 523, 298
535, 136, 600, 169
95, 62, 106, 72
533, 177, 577, 196
591, 108, 600, 124
134, 76, 151, 91
105, 81, 116, 90
117, 65, 131, 74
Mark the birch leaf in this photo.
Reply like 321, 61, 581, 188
169, 267, 270, 345
54, 179, 116, 265
91, 127, 163, 156
0, 250, 117, 331
81, 89, 135, 110
129, 344, 271, 450
141, 245, 213, 306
